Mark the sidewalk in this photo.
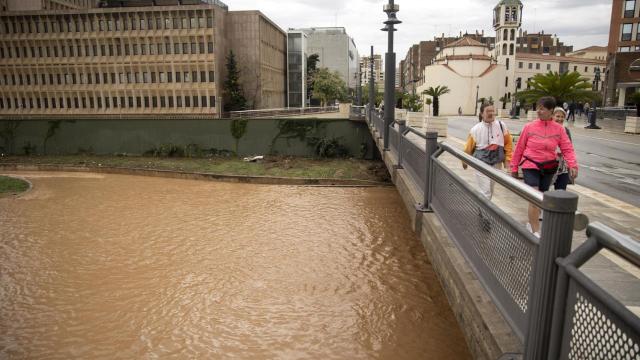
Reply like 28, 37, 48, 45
505, 113, 631, 135
435, 134, 640, 314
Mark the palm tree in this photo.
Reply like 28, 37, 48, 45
515, 71, 598, 106
424, 98, 432, 116
422, 85, 451, 117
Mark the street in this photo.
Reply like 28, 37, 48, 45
447, 116, 640, 207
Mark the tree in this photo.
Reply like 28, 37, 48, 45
402, 93, 423, 112
223, 51, 247, 112
311, 68, 348, 106
422, 85, 451, 117
425, 98, 433, 116
515, 71, 598, 106
362, 84, 383, 107
306, 54, 320, 104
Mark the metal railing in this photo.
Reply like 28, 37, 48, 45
366, 105, 639, 359
349, 105, 366, 121
228, 106, 339, 119
549, 223, 640, 359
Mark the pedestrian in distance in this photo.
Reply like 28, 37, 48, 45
463, 101, 514, 200
568, 102, 576, 122
551, 107, 574, 191
510, 96, 578, 237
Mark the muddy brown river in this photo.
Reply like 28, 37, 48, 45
0, 172, 470, 359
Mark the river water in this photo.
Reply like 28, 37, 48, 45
0, 172, 470, 359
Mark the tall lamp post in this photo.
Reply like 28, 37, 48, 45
474, 85, 480, 116
368, 46, 375, 124
586, 66, 602, 129
382, 0, 401, 151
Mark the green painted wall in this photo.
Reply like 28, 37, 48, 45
0, 118, 375, 158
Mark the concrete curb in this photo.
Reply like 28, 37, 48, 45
0, 173, 33, 197
0, 163, 391, 187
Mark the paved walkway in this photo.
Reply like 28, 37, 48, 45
406, 125, 640, 315
506, 113, 631, 135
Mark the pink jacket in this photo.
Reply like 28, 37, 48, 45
510, 119, 578, 173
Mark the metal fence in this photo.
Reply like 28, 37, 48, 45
367, 105, 640, 359
228, 106, 339, 119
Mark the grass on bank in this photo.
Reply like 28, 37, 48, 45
0, 175, 29, 196
0, 155, 390, 183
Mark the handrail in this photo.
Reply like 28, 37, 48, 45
438, 141, 544, 208
405, 127, 427, 139
588, 222, 640, 268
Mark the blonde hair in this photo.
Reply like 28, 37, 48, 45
553, 107, 566, 116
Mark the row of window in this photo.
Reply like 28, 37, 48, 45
0, 41, 214, 59
1, 71, 215, 86
624, 0, 636, 18
621, 23, 640, 42
517, 62, 597, 73
1, 14, 214, 34
1, 95, 216, 110
618, 45, 640, 53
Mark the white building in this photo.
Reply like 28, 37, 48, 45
417, 0, 606, 116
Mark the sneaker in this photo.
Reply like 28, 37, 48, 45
533, 232, 540, 238
526, 223, 533, 233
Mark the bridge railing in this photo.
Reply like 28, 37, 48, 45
228, 106, 338, 119
548, 223, 640, 359
368, 105, 639, 359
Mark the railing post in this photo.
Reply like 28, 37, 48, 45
524, 190, 578, 360
397, 119, 406, 169
417, 131, 438, 212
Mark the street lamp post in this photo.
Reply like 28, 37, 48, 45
382, 0, 401, 151
586, 66, 602, 129
474, 85, 480, 116
369, 46, 375, 124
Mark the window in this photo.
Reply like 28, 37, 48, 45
208, 71, 214, 82
177, 96, 182, 107
191, 42, 196, 54
585, 66, 588, 72
208, 42, 213, 53
182, 18, 188, 29
159, 72, 166, 83
136, 96, 142, 108
620, 46, 631, 52
516, 77, 521, 89
185, 96, 190, 107
547, 64, 551, 70
207, 17, 213, 28
192, 96, 198, 107
199, 17, 206, 28
625, 0, 636, 18
506, 58, 509, 70
151, 72, 156, 83
536, 63, 540, 70
183, 43, 188, 54
518, 61, 523, 69
175, 72, 181, 82
622, 23, 633, 41
167, 72, 173, 83
190, 17, 197, 28
192, 71, 198, 82
528, 62, 532, 69
200, 71, 205, 82
144, 96, 149, 108
573, 66, 577, 71
199, 42, 205, 54
201, 96, 207, 107
160, 96, 166, 108
168, 96, 174, 107
152, 96, 157, 107
129, 96, 134, 107
174, 43, 180, 54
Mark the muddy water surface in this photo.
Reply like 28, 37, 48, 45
0, 172, 470, 359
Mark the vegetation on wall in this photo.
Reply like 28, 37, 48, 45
230, 118, 249, 155
307, 136, 349, 158
0, 121, 20, 154
223, 51, 248, 112
43, 120, 61, 155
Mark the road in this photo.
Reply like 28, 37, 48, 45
447, 116, 640, 207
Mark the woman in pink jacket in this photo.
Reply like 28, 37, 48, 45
510, 96, 578, 237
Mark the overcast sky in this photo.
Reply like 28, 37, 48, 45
227, 0, 611, 64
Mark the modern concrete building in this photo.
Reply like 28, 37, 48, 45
286, 30, 307, 108
605, 0, 640, 106
226, 11, 287, 110
359, 54, 384, 90
0, 0, 287, 118
293, 27, 359, 89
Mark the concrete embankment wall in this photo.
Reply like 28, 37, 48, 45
370, 132, 522, 359
0, 118, 374, 158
